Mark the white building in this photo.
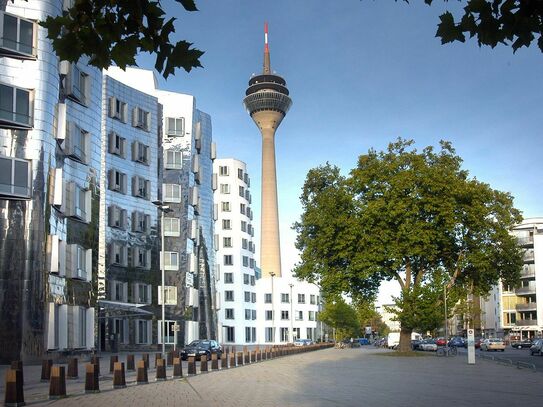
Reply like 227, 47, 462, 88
213, 158, 258, 345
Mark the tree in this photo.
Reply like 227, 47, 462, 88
18, 0, 204, 79
353, 299, 390, 337
294, 139, 524, 351
399, 0, 543, 53
318, 298, 360, 341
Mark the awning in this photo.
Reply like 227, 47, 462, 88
97, 300, 154, 318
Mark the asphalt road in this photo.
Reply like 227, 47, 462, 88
456, 346, 543, 371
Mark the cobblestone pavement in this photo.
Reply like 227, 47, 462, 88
5, 347, 543, 407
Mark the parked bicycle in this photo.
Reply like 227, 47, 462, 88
436, 346, 458, 357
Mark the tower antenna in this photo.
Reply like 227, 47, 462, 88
263, 22, 271, 74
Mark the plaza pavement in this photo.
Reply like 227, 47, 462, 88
4, 347, 543, 407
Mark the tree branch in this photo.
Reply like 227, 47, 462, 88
446, 250, 465, 290
392, 271, 406, 291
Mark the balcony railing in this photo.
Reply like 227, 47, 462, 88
516, 319, 538, 326
516, 283, 536, 295
520, 265, 535, 278
524, 251, 535, 262
515, 302, 537, 311
517, 236, 534, 246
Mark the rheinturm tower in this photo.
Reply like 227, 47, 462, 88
243, 23, 292, 278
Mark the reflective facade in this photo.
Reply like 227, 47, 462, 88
0, 0, 100, 362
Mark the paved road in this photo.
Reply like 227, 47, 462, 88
4, 347, 542, 407
456, 346, 543, 371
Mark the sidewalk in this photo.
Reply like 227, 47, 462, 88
5, 347, 543, 406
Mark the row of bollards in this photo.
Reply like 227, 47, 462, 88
4, 343, 334, 406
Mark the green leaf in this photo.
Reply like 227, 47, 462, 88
436, 11, 466, 44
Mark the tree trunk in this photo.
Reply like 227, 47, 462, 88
398, 327, 413, 352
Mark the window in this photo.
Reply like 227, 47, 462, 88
109, 243, 128, 266
132, 211, 151, 233
247, 224, 254, 236
222, 219, 231, 230
113, 318, 127, 344
243, 274, 250, 285
224, 272, 233, 284
0, 11, 36, 58
224, 255, 233, 266
264, 293, 272, 304
166, 117, 184, 136
132, 176, 150, 199
244, 173, 250, 186
163, 217, 180, 237
108, 169, 127, 193
161, 251, 179, 270
132, 141, 150, 164
134, 283, 152, 304
225, 291, 234, 301
71, 244, 90, 280
298, 294, 305, 304
165, 150, 182, 169
0, 83, 32, 128
223, 237, 232, 248
136, 320, 150, 344
281, 293, 290, 303
265, 310, 273, 320
108, 205, 127, 229
237, 168, 243, 180
240, 203, 246, 214
250, 275, 255, 286
164, 184, 181, 203
66, 64, 89, 105
158, 286, 177, 305
220, 184, 230, 194
265, 327, 274, 343
221, 201, 231, 212
244, 291, 251, 302
241, 221, 247, 232
245, 309, 251, 320
242, 239, 248, 250
225, 308, 234, 319
226, 326, 235, 342
132, 247, 150, 269
0, 156, 31, 198
280, 327, 289, 342
281, 310, 289, 320
245, 327, 251, 342
66, 182, 91, 223
252, 310, 256, 320
296, 311, 303, 321
112, 281, 127, 301
239, 185, 245, 197
309, 311, 315, 321
242, 256, 249, 267
251, 293, 256, 303
132, 107, 150, 131
310, 295, 316, 305
245, 190, 251, 202
64, 122, 89, 164
158, 320, 176, 344
108, 132, 125, 157
219, 166, 229, 176
108, 97, 127, 122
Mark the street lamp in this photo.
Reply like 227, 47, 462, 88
270, 272, 275, 344
289, 283, 294, 343
153, 200, 172, 358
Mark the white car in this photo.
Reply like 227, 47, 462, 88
480, 338, 505, 352
293, 339, 313, 347
419, 340, 438, 352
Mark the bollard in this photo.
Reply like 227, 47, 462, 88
237, 352, 244, 366
200, 355, 208, 373
167, 351, 174, 366
126, 354, 135, 371
244, 350, 250, 365
142, 353, 149, 369
257, 349, 262, 362
85, 363, 100, 393
67, 357, 78, 379
229, 352, 235, 368
187, 356, 196, 375
156, 358, 167, 381
113, 362, 126, 389
173, 357, 183, 378
155, 352, 162, 368
4, 368, 24, 407
109, 355, 118, 373
211, 353, 219, 370
136, 360, 148, 384
91, 356, 100, 376
49, 366, 66, 400
251, 351, 256, 363
221, 352, 228, 369
40, 359, 53, 382
10, 361, 24, 385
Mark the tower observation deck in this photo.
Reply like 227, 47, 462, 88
243, 23, 291, 278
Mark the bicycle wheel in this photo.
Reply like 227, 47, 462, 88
450, 347, 458, 356
436, 348, 445, 357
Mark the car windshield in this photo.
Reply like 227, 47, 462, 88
188, 340, 210, 347
489, 339, 502, 343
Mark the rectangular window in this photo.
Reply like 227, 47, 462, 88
296, 311, 303, 321
309, 311, 315, 321
66, 64, 89, 105
252, 327, 256, 342
244, 291, 251, 302
222, 219, 231, 230
132, 247, 150, 269
0, 83, 32, 128
241, 221, 247, 232
73, 245, 90, 280
225, 308, 234, 319
134, 283, 151, 304
132, 141, 150, 164
163, 217, 180, 237
265, 310, 273, 320
161, 251, 179, 270
112, 281, 126, 301
136, 320, 150, 344
251, 310, 256, 320
245, 327, 251, 342
265, 327, 274, 343
108, 205, 127, 229
0, 156, 31, 198
242, 239, 248, 250
310, 295, 316, 305
109, 97, 127, 122
158, 285, 177, 305
265, 293, 272, 304
165, 150, 182, 169
237, 168, 243, 180
243, 273, 250, 285
219, 166, 229, 176
109, 243, 127, 266
108, 169, 126, 193
281, 293, 290, 303
224, 255, 233, 266
220, 184, 230, 194
281, 310, 289, 320
280, 327, 289, 342
132, 211, 151, 233
108, 132, 125, 157
133, 107, 150, 131
225, 291, 234, 301
221, 201, 231, 212
239, 185, 245, 197
132, 176, 150, 199
0, 11, 36, 57
226, 326, 235, 342
224, 272, 233, 284
242, 256, 249, 267
251, 292, 256, 303
223, 237, 232, 248
65, 122, 89, 164
240, 203, 246, 214
298, 294, 305, 304
164, 184, 181, 203
245, 309, 251, 320
250, 275, 255, 286
166, 117, 184, 136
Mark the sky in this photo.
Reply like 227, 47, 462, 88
137, 0, 542, 305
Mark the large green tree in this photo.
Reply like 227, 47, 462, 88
318, 298, 360, 341
294, 139, 524, 351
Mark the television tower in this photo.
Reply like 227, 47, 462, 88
243, 23, 292, 278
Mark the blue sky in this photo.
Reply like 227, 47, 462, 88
138, 1, 542, 303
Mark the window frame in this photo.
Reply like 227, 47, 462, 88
0, 155, 31, 199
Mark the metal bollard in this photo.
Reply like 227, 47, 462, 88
221, 352, 228, 369
85, 363, 100, 393
136, 359, 148, 384
126, 354, 135, 371
4, 368, 24, 407
49, 366, 66, 400
156, 358, 167, 381
155, 352, 162, 368
91, 356, 100, 376
237, 352, 244, 366
200, 355, 208, 373
113, 362, 126, 389
141, 353, 149, 369
40, 359, 53, 382
67, 357, 78, 379
229, 352, 235, 368
187, 356, 196, 375
109, 355, 118, 373
211, 353, 219, 370
167, 351, 174, 366
251, 350, 256, 363
173, 357, 183, 378
244, 350, 250, 365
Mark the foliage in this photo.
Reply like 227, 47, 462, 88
318, 298, 360, 339
402, 0, 543, 53
294, 138, 524, 350
354, 299, 390, 336
29, 0, 204, 79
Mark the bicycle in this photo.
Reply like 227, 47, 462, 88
334, 342, 346, 349
436, 346, 458, 357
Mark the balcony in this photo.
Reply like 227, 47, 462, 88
515, 302, 537, 311
516, 282, 536, 295
520, 265, 535, 279
517, 236, 534, 247
516, 319, 538, 326
523, 250, 535, 263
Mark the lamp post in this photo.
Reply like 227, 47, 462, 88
270, 272, 275, 344
288, 283, 294, 343
444, 284, 448, 346
153, 200, 172, 358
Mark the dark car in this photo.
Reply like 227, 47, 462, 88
448, 337, 466, 348
511, 339, 532, 349
180, 340, 222, 360
411, 339, 422, 350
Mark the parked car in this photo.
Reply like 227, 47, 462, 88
411, 339, 422, 350
448, 337, 466, 348
480, 338, 505, 352
511, 339, 532, 349
419, 339, 438, 352
475, 338, 483, 349
435, 337, 447, 347
529, 339, 543, 356
180, 340, 222, 360
294, 339, 313, 347
358, 338, 370, 345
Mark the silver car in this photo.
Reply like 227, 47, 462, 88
529, 339, 543, 356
